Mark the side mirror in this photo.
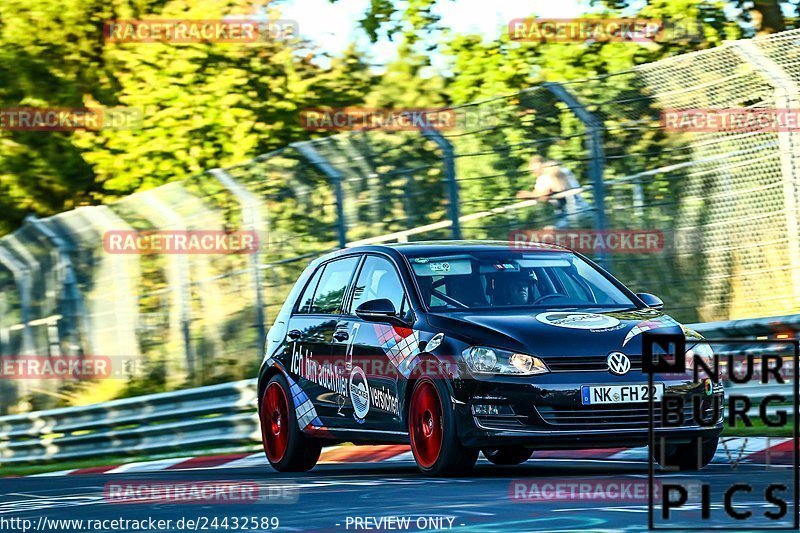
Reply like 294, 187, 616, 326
355, 298, 403, 324
636, 292, 664, 310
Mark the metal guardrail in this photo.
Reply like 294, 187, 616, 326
0, 379, 259, 465
0, 317, 795, 465
690, 314, 800, 338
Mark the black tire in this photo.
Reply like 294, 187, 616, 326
260, 374, 322, 472
408, 377, 478, 476
482, 447, 533, 466
654, 435, 718, 471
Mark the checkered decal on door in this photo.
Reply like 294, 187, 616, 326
286, 374, 324, 430
373, 324, 421, 377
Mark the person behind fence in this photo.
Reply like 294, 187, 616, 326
516, 155, 588, 228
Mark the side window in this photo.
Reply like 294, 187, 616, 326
296, 266, 325, 314
350, 256, 406, 314
311, 256, 360, 314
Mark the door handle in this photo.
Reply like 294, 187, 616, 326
287, 329, 301, 340
332, 331, 349, 342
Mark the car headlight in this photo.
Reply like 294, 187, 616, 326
462, 346, 549, 376
681, 325, 714, 371
686, 342, 714, 370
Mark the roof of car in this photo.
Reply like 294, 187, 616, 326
309, 240, 576, 270
328, 240, 571, 258
386, 240, 568, 253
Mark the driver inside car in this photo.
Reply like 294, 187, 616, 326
507, 275, 530, 305
495, 270, 539, 306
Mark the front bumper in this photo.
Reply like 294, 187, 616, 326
452, 372, 725, 449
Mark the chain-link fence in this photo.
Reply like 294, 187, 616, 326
2, 30, 800, 414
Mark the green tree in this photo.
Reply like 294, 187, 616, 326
74, 0, 375, 196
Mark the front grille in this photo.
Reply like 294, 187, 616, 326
535, 402, 712, 428
546, 355, 642, 373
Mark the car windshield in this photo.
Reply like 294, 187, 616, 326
405, 250, 637, 311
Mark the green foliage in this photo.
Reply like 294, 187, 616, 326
333, 0, 441, 45
0, 0, 375, 225
0, 0, 753, 234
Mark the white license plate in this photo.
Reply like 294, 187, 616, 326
581, 384, 664, 405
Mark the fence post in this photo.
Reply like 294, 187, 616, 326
544, 82, 608, 268
733, 41, 800, 312
0, 245, 33, 356
633, 179, 645, 219
420, 128, 462, 240
292, 141, 348, 248
133, 192, 195, 383
208, 168, 267, 355
353, 131, 383, 224
76, 206, 141, 360
24, 215, 91, 357
4, 237, 41, 352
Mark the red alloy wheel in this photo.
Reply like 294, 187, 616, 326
409, 379, 444, 469
261, 382, 290, 463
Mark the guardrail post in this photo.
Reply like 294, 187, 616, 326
544, 82, 608, 268
420, 127, 462, 240
208, 168, 267, 355
733, 41, 800, 312
292, 141, 348, 248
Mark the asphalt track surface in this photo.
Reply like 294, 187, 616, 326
0, 455, 795, 532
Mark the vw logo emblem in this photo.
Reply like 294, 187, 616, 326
607, 352, 631, 376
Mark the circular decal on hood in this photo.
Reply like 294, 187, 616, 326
535, 312, 621, 330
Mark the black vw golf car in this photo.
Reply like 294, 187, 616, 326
257, 241, 723, 475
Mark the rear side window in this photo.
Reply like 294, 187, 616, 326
310, 256, 360, 314
296, 266, 325, 314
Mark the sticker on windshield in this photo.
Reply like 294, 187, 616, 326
535, 312, 621, 330
412, 259, 472, 276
